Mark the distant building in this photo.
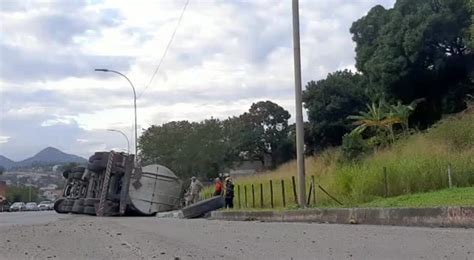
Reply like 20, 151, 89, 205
42, 190, 60, 201
52, 165, 61, 173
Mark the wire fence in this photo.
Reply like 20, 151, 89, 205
202, 164, 462, 209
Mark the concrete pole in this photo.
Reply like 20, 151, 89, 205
292, 0, 306, 207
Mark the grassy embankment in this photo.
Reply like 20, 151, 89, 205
204, 111, 474, 209
361, 187, 474, 208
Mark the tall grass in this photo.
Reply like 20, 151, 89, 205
205, 111, 474, 208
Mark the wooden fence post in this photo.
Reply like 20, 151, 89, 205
244, 185, 248, 208
291, 176, 298, 205
307, 178, 313, 206
270, 180, 274, 208
383, 167, 388, 197
281, 179, 286, 208
448, 163, 453, 188
251, 184, 255, 208
259, 183, 264, 208
312, 175, 316, 205
237, 185, 241, 209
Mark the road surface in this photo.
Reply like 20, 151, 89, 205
0, 211, 472, 259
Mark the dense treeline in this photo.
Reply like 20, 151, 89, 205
140, 0, 473, 178
139, 101, 295, 178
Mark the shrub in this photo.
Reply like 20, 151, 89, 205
341, 132, 368, 161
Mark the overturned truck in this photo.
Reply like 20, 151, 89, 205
54, 151, 184, 216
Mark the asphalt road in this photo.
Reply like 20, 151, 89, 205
0, 211, 473, 259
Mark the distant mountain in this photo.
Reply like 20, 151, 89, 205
0, 155, 15, 169
0, 147, 87, 169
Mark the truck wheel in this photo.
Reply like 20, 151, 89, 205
54, 199, 67, 214
71, 166, 86, 173
62, 169, 71, 179
89, 152, 109, 162
73, 198, 85, 206
71, 172, 84, 179
84, 198, 100, 207
71, 205, 85, 214
63, 206, 73, 212
63, 199, 75, 207
84, 206, 96, 215
88, 160, 106, 172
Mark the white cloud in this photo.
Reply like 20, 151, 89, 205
0, 136, 10, 144
0, 0, 395, 159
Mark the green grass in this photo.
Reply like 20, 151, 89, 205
204, 111, 474, 209
360, 187, 474, 208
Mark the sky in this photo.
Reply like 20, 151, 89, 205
0, 0, 394, 160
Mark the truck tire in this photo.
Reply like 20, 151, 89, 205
181, 196, 225, 219
63, 206, 73, 212
62, 169, 71, 179
72, 198, 85, 213
84, 198, 100, 207
84, 206, 96, 215
89, 152, 109, 163
71, 166, 86, 173
54, 199, 68, 214
63, 199, 75, 207
71, 172, 84, 179
88, 159, 125, 173
88, 160, 106, 172
71, 205, 85, 214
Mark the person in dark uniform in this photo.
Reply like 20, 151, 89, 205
224, 177, 234, 208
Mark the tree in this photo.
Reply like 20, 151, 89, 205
350, 0, 473, 126
139, 119, 233, 179
0, 165, 4, 175
6, 186, 38, 203
139, 120, 196, 178
239, 101, 292, 168
348, 99, 420, 145
303, 70, 369, 151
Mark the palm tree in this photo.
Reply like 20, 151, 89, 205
348, 100, 395, 142
387, 98, 424, 132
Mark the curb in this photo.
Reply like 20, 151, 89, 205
156, 210, 183, 219
209, 207, 474, 228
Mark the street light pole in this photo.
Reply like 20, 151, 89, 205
95, 69, 138, 164
292, 0, 306, 207
107, 129, 130, 154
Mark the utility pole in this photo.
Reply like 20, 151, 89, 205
292, 0, 306, 207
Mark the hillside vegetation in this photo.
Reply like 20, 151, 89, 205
225, 111, 473, 208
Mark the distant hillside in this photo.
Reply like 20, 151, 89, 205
0, 155, 15, 169
0, 147, 87, 169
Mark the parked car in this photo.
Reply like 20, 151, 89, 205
25, 202, 39, 211
10, 202, 26, 212
38, 201, 53, 210
1, 201, 11, 212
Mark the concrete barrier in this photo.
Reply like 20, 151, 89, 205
210, 207, 474, 228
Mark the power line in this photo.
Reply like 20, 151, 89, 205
138, 0, 190, 99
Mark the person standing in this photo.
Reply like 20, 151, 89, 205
224, 177, 234, 208
214, 177, 223, 196
188, 176, 203, 204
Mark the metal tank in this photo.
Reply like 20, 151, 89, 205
128, 164, 183, 215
